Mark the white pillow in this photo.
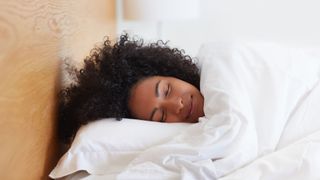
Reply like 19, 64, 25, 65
49, 118, 189, 179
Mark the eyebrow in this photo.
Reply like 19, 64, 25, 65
150, 80, 161, 121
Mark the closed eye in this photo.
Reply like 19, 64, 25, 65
165, 84, 170, 97
160, 110, 165, 122
160, 110, 166, 122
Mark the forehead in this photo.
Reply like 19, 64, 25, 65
133, 76, 160, 95
128, 76, 160, 119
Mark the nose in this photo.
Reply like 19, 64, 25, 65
163, 97, 184, 114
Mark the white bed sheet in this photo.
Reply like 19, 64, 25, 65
220, 130, 320, 180
63, 131, 320, 180
62, 42, 320, 180
219, 78, 320, 180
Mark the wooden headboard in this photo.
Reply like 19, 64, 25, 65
0, 0, 115, 179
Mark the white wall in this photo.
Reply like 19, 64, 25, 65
117, 0, 320, 56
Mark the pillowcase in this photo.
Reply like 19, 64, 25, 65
49, 118, 189, 179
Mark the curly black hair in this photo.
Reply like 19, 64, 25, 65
58, 34, 200, 144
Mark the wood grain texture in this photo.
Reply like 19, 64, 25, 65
0, 0, 115, 179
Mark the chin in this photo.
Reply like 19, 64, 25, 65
190, 118, 199, 123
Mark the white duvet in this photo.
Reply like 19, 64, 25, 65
65, 42, 320, 180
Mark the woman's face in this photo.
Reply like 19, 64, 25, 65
128, 76, 204, 123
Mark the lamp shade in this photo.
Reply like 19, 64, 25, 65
123, 0, 199, 21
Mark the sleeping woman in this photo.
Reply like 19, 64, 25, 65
58, 34, 320, 179
59, 34, 205, 144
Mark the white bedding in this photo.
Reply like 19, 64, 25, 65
61, 42, 320, 180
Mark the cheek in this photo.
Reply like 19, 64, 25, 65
165, 114, 182, 123
175, 85, 195, 97
172, 82, 189, 94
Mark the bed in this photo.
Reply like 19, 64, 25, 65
50, 42, 320, 179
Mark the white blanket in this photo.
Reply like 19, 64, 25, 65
65, 42, 320, 180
